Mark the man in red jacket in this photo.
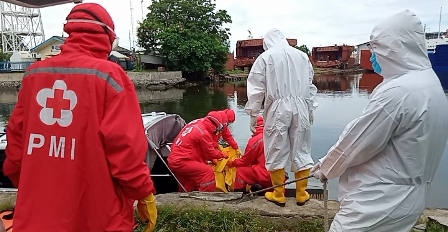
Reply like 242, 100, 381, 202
227, 116, 271, 193
168, 111, 229, 192
4, 3, 157, 232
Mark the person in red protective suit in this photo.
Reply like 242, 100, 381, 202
227, 116, 271, 193
3, 3, 157, 232
184, 111, 228, 166
219, 109, 239, 150
168, 111, 229, 192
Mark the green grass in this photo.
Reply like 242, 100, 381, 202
426, 218, 448, 232
0, 199, 323, 231
135, 204, 324, 232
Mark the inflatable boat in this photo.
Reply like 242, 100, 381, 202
0, 112, 187, 192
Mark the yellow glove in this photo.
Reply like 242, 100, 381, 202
236, 149, 242, 158
137, 193, 157, 232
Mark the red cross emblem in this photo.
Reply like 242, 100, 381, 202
46, 89, 71, 119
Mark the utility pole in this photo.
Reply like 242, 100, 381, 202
438, 7, 442, 39
129, 0, 135, 48
141, 0, 144, 21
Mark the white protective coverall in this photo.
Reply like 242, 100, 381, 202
318, 10, 448, 232
245, 28, 318, 173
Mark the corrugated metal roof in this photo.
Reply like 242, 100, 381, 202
110, 51, 128, 59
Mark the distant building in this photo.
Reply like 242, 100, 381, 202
310, 45, 355, 69
356, 42, 373, 71
30, 36, 66, 60
226, 38, 298, 71
29, 36, 166, 70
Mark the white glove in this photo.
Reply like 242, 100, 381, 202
313, 169, 327, 183
249, 116, 257, 133
310, 162, 321, 173
311, 162, 327, 182
309, 110, 314, 125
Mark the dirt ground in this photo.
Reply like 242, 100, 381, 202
1, 191, 447, 220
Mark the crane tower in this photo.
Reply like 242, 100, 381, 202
0, 2, 45, 53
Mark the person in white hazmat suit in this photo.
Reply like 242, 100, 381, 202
311, 10, 448, 232
244, 28, 318, 207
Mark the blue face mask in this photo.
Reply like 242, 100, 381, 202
370, 52, 382, 74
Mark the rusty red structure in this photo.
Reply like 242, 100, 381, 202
231, 38, 298, 69
310, 45, 355, 69
360, 50, 374, 71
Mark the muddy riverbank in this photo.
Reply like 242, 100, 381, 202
0, 71, 186, 90
222, 67, 364, 81
313, 67, 364, 75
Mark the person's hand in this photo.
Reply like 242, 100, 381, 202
311, 162, 321, 173
249, 116, 257, 133
311, 162, 327, 182
313, 169, 327, 182
227, 161, 235, 168
236, 149, 242, 157
137, 193, 157, 232
309, 110, 314, 125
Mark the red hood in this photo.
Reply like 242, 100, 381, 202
61, 3, 115, 60
223, 109, 235, 123
204, 111, 227, 134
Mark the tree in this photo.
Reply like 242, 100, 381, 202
295, 44, 310, 56
137, 0, 232, 81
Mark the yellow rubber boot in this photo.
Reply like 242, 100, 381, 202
295, 169, 311, 206
264, 169, 287, 207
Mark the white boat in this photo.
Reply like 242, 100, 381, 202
0, 112, 187, 193
425, 7, 448, 53
426, 32, 448, 53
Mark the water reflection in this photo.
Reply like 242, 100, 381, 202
1, 73, 448, 208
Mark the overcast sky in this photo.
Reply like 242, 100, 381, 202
38, 0, 448, 52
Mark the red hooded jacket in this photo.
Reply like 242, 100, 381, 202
219, 109, 238, 149
4, 3, 154, 231
233, 116, 265, 167
168, 111, 226, 165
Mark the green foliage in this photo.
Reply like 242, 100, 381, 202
0, 51, 11, 62
295, 44, 311, 56
427, 219, 448, 232
132, 54, 146, 72
137, 0, 232, 80
134, 204, 324, 232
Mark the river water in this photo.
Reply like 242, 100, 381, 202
1, 73, 448, 209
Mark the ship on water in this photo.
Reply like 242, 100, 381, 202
426, 7, 448, 89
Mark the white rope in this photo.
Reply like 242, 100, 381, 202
323, 181, 329, 231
